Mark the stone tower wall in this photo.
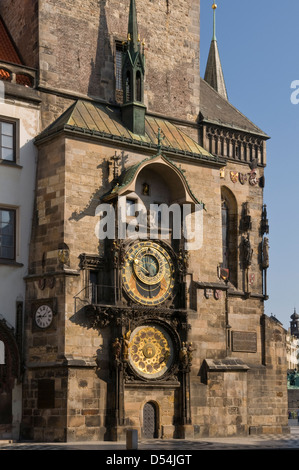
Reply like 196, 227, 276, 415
1, 0, 201, 126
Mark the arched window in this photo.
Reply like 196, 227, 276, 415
136, 70, 141, 102
125, 71, 131, 102
221, 199, 229, 269
221, 188, 238, 286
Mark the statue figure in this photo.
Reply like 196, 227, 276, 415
112, 338, 121, 360
179, 342, 189, 368
122, 330, 131, 360
262, 237, 269, 269
187, 342, 196, 365
243, 235, 253, 268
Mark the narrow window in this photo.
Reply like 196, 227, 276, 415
115, 41, 127, 103
126, 71, 131, 102
90, 270, 98, 303
0, 120, 15, 162
136, 70, 141, 102
126, 198, 136, 217
0, 208, 16, 260
0, 341, 4, 365
115, 42, 123, 101
221, 200, 229, 268
38, 379, 55, 409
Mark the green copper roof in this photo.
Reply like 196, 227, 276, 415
36, 100, 221, 164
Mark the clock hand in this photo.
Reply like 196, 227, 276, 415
134, 259, 151, 275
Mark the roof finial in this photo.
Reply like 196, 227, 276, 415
204, 1, 228, 100
212, 2, 217, 41
128, 0, 139, 53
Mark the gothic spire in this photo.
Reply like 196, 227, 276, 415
204, 3, 228, 100
128, 0, 139, 54
121, 0, 146, 134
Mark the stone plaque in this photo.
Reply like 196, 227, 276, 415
232, 331, 257, 353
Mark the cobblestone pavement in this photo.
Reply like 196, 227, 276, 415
1, 425, 299, 451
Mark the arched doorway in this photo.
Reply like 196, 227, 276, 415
0, 319, 21, 439
143, 401, 158, 438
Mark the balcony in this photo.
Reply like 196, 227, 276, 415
75, 284, 119, 309
0, 60, 36, 88
0, 60, 40, 105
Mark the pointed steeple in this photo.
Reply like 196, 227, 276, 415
204, 3, 228, 100
128, 0, 139, 53
121, 0, 146, 135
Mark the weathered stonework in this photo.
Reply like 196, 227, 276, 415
0, 0, 288, 442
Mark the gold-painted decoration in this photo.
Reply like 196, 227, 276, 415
129, 325, 173, 378
230, 171, 239, 183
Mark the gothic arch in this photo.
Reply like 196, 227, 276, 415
142, 400, 160, 438
0, 318, 20, 393
221, 186, 238, 286
103, 154, 200, 207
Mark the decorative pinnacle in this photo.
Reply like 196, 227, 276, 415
212, 3, 217, 41
156, 128, 165, 155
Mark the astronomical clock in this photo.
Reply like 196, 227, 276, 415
122, 240, 176, 306
128, 324, 175, 380
111, 237, 190, 387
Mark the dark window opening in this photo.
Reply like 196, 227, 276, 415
38, 379, 55, 409
0, 208, 16, 260
115, 41, 127, 103
221, 200, 229, 269
136, 70, 141, 102
126, 71, 131, 102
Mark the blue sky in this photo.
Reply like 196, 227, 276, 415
200, 0, 299, 330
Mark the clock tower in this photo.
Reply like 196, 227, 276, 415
5, 0, 287, 442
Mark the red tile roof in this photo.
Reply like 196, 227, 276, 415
0, 16, 22, 64
0, 16, 32, 86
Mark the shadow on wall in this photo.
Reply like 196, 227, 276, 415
88, 0, 114, 103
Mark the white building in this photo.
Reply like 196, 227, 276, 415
286, 333, 299, 371
0, 16, 40, 440
287, 309, 299, 371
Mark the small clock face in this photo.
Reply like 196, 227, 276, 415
128, 325, 174, 379
35, 305, 53, 329
122, 241, 175, 306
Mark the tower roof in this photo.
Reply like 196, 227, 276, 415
291, 308, 299, 320
0, 16, 22, 64
204, 3, 228, 100
0, 15, 32, 87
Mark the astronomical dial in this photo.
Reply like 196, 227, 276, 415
122, 241, 175, 306
128, 324, 174, 379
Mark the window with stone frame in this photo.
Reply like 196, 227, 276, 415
0, 208, 16, 261
115, 41, 124, 103
221, 199, 229, 269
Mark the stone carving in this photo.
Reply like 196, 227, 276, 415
262, 237, 269, 269
122, 330, 131, 361
179, 342, 195, 369
242, 235, 253, 268
240, 202, 252, 232
112, 338, 121, 360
